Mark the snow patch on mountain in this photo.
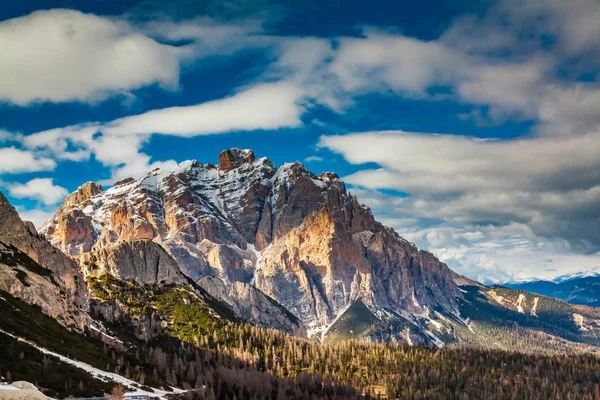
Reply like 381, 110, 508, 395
0, 328, 184, 399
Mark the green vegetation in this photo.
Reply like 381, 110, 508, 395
453, 285, 600, 354
87, 275, 232, 346
325, 299, 383, 342
0, 289, 170, 395
6, 269, 600, 399
84, 275, 600, 399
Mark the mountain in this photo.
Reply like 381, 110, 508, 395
4, 149, 600, 397
553, 268, 600, 283
40, 148, 462, 343
31, 148, 600, 350
507, 276, 600, 307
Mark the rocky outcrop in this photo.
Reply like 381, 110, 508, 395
0, 191, 87, 311
197, 276, 306, 337
41, 149, 464, 340
0, 241, 87, 329
0, 381, 50, 400
78, 240, 188, 285
219, 148, 256, 171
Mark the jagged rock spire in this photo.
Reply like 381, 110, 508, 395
219, 148, 256, 171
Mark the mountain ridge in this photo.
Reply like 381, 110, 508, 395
39, 148, 463, 343
2, 148, 600, 355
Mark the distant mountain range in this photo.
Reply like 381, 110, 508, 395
506, 274, 600, 307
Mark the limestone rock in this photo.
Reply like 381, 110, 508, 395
0, 191, 88, 311
197, 276, 306, 336
40, 149, 464, 340
79, 240, 188, 285
0, 241, 87, 330
219, 148, 256, 171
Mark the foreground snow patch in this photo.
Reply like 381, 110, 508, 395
0, 328, 185, 399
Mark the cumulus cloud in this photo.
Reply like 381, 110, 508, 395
325, 0, 600, 133
0, 129, 19, 142
0, 9, 184, 105
320, 130, 600, 250
7, 178, 68, 205
3, 0, 600, 283
0, 9, 264, 106
0, 147, 56, 174
19, 81, 306, 182
15, 207, 56, 230
104, 82, 304, 136
351, 188, 600, 283
330, 31, 464, 96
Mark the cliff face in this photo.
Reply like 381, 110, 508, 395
40, 149, 463, 339
0, 191, 89, 330
78, 240, 188, 285
197, 276, 306, 337
0, 191, 88, 312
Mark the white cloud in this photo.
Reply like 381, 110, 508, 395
320, 130, 600, 249
320, 131, 600, 193
330, 31, 464, 96
0, 9, 182, 105
351, 187, 600, 283
0, 147, 56, 174
15, 207, 56, 230
7, 178, 68, 205
0, 129, 19, 142
323, 0, 600, 133
104, 82, 305, 136
19, 81, 306, 182
142, 16, 265, 57
304, 155, 323, 163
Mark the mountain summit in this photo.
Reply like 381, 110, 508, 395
25, 149, 600, 350
40, 149, 462, 342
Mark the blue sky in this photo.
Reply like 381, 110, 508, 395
1, 0, 599, 283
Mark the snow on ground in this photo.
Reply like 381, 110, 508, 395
90, 322, 123, 344
0, 328, 184, 399
0, 382, 48, 400
247, 243, 262, 286
424, 330, 444, 348
405, 329, 413, 346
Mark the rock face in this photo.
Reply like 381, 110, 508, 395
219, 148, 256, 171
41, 149, 464, 340
197, 276, 306, 336
0, 191, 88, 312
0, 242, 87, 330
79, 240, 188, 285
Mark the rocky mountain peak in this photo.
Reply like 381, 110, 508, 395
219, 148, 256, 171
65, 182, 104, 206
39, 151, 464, 340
